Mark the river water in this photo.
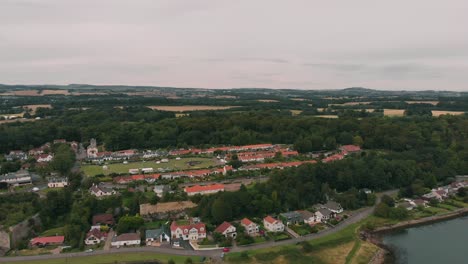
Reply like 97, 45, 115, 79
382, 216, 468, 264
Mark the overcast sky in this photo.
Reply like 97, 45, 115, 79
1, 0, 467, 90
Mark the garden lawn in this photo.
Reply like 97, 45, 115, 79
40, 227, 64, 237
81, 157, 217, 177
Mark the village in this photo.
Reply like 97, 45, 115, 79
2, 138, 467, 259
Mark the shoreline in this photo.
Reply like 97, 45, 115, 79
364, 207, 468, 264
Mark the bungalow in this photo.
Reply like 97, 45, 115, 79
47, 177, 69, 188
322, 201, 343, 214
30, 236, 64, 247
340, 145, 361, 153
28, 147, 44, 156
5, 150, 28, 161
84, 228, 108, 245
214, 221, 237, 238
184, 184, 225, 196
322, 153, 345, 163
89, 183, 117, 197
145, 227, 171, 246
36, 154, 53, 163
423, 189, 448, 201
297, 210, 317, 225
0, 170, 32, 185
263, 216, 285, 232
315, 208, 334, 222
280, 211, 303, 225
92, 214, 115, 226
111, 233, 141, 247
153, 185, 171, 198
170, 221, 207, 241
240, 218, 259, 236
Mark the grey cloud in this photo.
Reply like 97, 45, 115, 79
0, 0, 468, 90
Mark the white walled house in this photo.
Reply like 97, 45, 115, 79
111, 233, 141, 247
170, 221, 206, 241
89, 183, 117, 197
263, 216, 284, 232
47, 177, 69, 188
241, 218, 259, 236
36, 154, 53, 163
84, 228, 108, 245
214, 221, 237, 238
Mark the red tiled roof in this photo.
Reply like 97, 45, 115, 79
92, 214, 114, 225
264, 215, 278, 224
86, 229, 108, 240
184, 184, 225, 194
241, 218, 253, 226
340, 145, 361, 152
214, 221, 234, 234
323, 153, 345, 163
114, 233, 140, 242
170, 221, 206, 235
113, 174, 160, 183
30, 236, 64, 245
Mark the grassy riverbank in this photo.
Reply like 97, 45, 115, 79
226, 220, 379, 264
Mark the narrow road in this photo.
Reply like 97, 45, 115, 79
103, 230, 115, 251
0, 190, 398, 263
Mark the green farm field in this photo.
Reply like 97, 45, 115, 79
81, 157, 218, 177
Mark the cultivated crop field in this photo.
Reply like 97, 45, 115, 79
22, 104, 52, 114
81, 157, 218, 176
148, 105, 238, 112
432, 110, 465, 117
383, 109, 405, 116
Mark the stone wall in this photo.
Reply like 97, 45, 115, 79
8, 214, 41, 249
0, 230, 10, 256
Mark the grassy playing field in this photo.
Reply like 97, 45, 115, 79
81, 157, 218, 177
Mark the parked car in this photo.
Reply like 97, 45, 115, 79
222, 247, 230, 252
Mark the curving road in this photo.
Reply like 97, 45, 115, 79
0, 190, 397, 263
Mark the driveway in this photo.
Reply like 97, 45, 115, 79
103, 230, 115, 251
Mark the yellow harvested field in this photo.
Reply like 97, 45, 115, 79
384, 109, 405, 116
291, 98, 308, 101
290, 110, 303, 116
432, 110, 465, 117
71, 92, 108, 96
329, 102, 371, 106
406, 101, 439, 105
148, 105, 238, 112
23, 104, 52, 114
257, 99, 279, 103
41, 89, 70, 95
313, 115, 339, 118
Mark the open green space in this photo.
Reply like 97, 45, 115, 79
40, 227, 64, 237
81, 157, 218, 177
227, 220, 362, 264
6, 252, 196, 264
